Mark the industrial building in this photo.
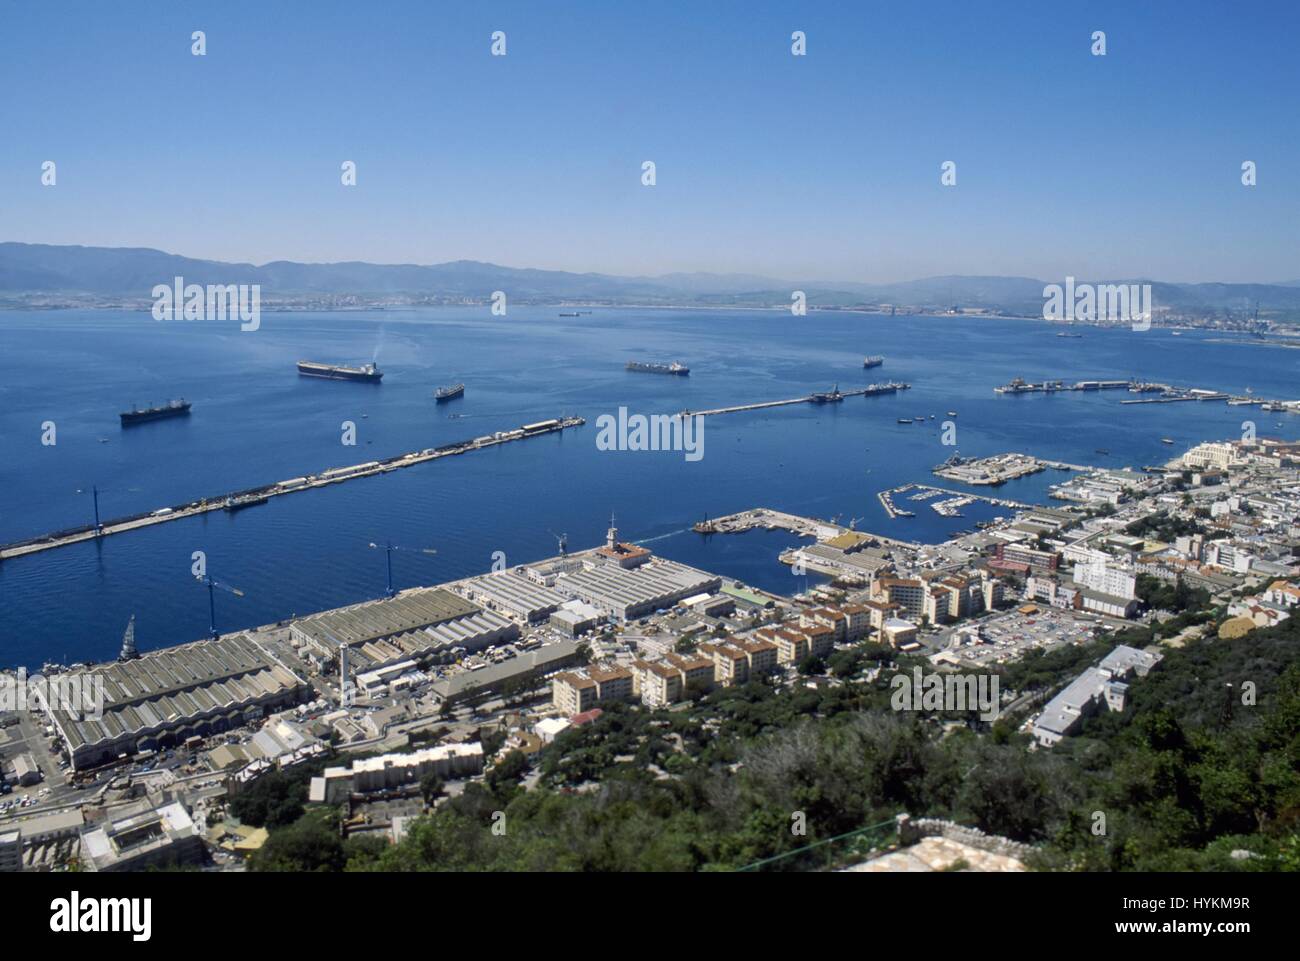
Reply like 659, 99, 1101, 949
292, 588, 512, 669
80, 801, 203, 872
555, 557, 721, 623
429, 639, 585, 705
461, 570, 568, 623
49, 634, 311, 771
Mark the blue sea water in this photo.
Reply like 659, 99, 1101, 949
0, 307, 1296, 668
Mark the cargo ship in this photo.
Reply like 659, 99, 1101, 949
627, 361, 689, 376
434, 383, 465, 402
120, 399, 191, 426
810, 385, 844, 404
863, 355, 884, 368
297, 361, 383, 382
223, 493, 268, 512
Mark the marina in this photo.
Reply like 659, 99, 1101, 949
881, 482, 1033, 517
0, 416, 585, 562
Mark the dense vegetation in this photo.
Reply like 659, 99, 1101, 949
251, 616, 1300, 872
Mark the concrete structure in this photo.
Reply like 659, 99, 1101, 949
462, 571, 567, 623
292, 588, 485, 668
430, 640, 585, 705
549, 599, 605, 637
49, 634, 310, 771
311, 743, 484, 804
1033, 645, 1162, 747
555, 557, 721, 623
882, 618, 919, 648
80, 801, 203, 872
0, 829, 21, 872
12, 753, 41, 786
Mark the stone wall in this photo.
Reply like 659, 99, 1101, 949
896, 813, 1036, 862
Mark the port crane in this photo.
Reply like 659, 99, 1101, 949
369, 541, 437, 598
195, 574, 245, 640
549, 531, 568, 556
74, 485, 106, 533
848, 516, 863, 530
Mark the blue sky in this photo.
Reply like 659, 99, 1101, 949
2, 0, 1297, 282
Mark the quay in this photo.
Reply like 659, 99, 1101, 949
996, 377, 1296, 411
0, 417, 586, 562
693, 507, 921, 550
681, 382, 910, 418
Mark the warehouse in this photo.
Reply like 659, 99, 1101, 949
49, 634, 311, 771
291, 588, 481, 667
460, 570, 567, 623
430, 639, 585, 705
555, 557, 721, 623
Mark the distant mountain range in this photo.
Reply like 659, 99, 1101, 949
4, 242, 1299, 320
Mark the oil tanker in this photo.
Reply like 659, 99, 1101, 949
434, 383, 465, 401
863, 355, 884, 368
297, 361, 383, 382
120, 399, 191, 426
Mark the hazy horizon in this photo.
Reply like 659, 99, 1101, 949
5, 1, 1299, 283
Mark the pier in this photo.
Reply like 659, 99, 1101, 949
0, 417, 586, 562
681, 382, 910, 418
995, 377, 1295, 411
693, 507, 921, 549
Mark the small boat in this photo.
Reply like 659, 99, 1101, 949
434, 383, 465, 402
1161, 438, 1175, 445
897, 418, 914, 424
1095, 448, 1110, 455
947, 411, 957, 417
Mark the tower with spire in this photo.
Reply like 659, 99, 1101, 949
606, 512, 618, 551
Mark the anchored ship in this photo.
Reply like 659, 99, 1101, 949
626, 361, 689, 375
120, 399, 191, 426
223, 493, 268, 512
434, 383, 465, 401
863, 355, 884, 368
809, 384, 844, 404
297, 360, 383, 382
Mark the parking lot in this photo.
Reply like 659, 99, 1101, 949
939, 607, 1102, 668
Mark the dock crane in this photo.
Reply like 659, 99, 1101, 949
848, 516, 863, 530
195, 574, 245, 640
549, 531, 568, 557
368, 541, 437, 598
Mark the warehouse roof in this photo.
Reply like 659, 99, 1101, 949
294, 588, 479, 649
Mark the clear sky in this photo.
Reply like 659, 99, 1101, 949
3, 0, 1297, 283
